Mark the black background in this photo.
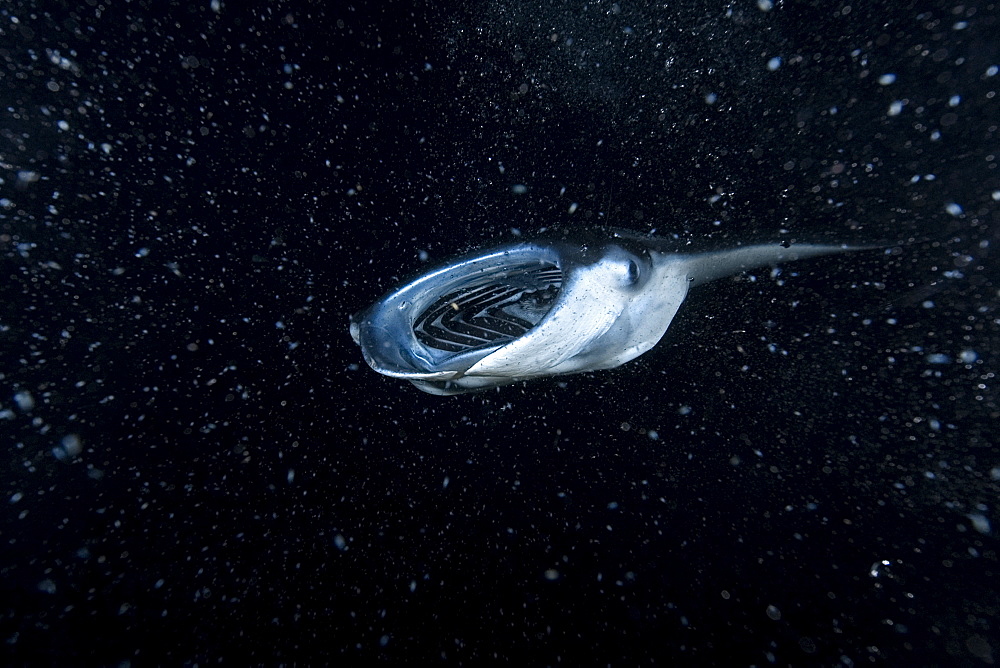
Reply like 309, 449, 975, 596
1, 0, 998, 664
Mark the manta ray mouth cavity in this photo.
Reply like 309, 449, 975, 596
413, 261, 562, 353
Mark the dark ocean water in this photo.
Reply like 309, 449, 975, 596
1, 0, 998, 664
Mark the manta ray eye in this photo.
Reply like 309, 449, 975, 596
625, 260, 640, 285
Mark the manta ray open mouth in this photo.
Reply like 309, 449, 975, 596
412, 261, 562, 353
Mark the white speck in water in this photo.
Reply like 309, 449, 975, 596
511, 184, 528, 194
287, 469, 295, 483
52, 434, 82, 461
442, 476, 450, 489
767, 56, 782, 71
757, 0, 773, 11
945, 202, 964, 216
13, 391, 35, 411
766, 605, 781, 620
959, 349, 979, 363
334, 534, 348, 551
968, 514, 991, 534
568, 202, 578, 214
878, 73, 897, 85
888, 100, 903, 116
869, 559, 891, 577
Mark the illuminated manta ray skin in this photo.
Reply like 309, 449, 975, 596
350, 230, 870, 395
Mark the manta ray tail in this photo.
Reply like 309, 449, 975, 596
682, 243, 870, 287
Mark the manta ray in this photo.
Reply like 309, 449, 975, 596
350, 229, 878, 395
